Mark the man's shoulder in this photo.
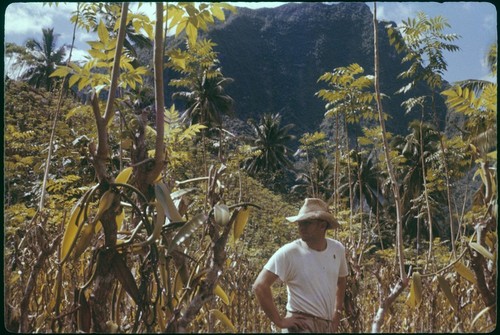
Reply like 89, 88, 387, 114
326, 238, 345, 250
275, 239, 302, 254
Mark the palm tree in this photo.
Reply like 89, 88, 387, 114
338, 151, 385, 213
174, 71, 234, 129
18, 28, 67, 90
392, 121, 444, 241
292, 156, 335, 200
243, 113, 295, 176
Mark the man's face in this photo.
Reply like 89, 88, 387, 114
297, 219, 326, 242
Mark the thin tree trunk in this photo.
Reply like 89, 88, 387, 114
38, 4, 80, 211
372, 2, 406, 281
372, 3, 409, 331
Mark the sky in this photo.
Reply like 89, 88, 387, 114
3, 1, 497, 83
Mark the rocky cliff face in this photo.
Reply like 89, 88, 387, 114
188, 2, 448, 139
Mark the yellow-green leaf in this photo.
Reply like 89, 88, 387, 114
469, 242, 494, 260
115, 167, 133, 184
72, 223, 95, 260
116, 209, 125, 231
185, 21, 198, 47
214, 284, 230, 305
454, 261, 476, 284
97, 20, 109, 44
406, 272, 423, 308
209, 309, 237, 332
436, 275, 458, 311
154, 183, 183, 222
61, 198, 89, 263
211, 5, 225, 21
50, 66, 71, 78
94, 190, 115, 224
234, 206, 250, 240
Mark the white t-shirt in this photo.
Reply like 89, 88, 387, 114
264, 238, 348, 321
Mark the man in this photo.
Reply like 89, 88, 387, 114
253, 198, 348, 333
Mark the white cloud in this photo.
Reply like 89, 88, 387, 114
5, 3, 55, 36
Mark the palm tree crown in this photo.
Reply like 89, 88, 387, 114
20, 28, 67, 90
243, 113, 295, 175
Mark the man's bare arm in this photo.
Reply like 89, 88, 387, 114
252, 269, 307, 330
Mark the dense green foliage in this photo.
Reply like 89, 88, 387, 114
4, 2, 496, 333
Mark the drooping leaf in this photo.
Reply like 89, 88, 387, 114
233, 206, 251, 240
436, 275, 458, 310
168, 213, 206, 254
155, 183, 183, 222
94, 190, 116, 224
72, 223, 95, 260
115, 167, 133, 184
111, 252, 141, 304
214, 284, 230, 305
469, 242, 495, 260
454, 261, 477, 284
61, 195, 91, 263
209, 309, 237, 332
406, 271, 423, 308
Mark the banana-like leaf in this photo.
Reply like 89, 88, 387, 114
72, 223, 95, 260
94, 190, 115, 224
469, 242, 495, 260
209, 309, 237, 332
214, 204, 230, 226
115, 167, 133, 184
214, 284, 230, 305
155, 182, 183, 222
233, 206, 251, 240
454, 261, 477, 284
406, 272, 423, 308
436, 275, 458, 310
61, 197, 90, 263
167, 213, 206, 254
111, 253, 141, 305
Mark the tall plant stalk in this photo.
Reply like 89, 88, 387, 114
372, 2, 408, 331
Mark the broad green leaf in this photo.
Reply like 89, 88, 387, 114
209, 309, 237, 332
168, 213, 206, 254
469, 242, 494, 260
436, 275, 458, 310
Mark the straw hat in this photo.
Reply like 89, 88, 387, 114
286, 198, 339, 229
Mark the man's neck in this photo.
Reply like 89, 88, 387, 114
304, 237, 327, 251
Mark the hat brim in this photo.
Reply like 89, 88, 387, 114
286, 211, 339, 229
